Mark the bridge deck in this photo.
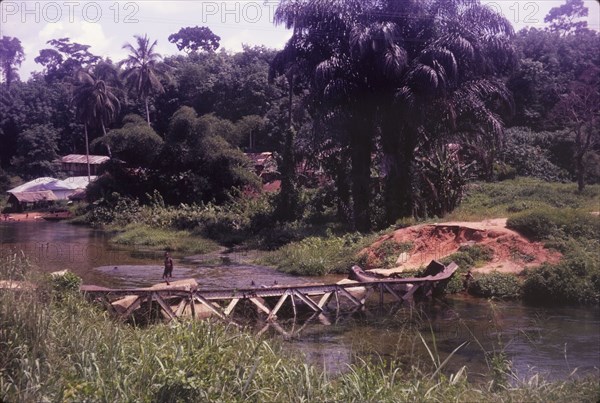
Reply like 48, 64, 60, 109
80, 262, 458, 324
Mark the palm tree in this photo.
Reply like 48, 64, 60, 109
72, 67, 120, 180
275, 0, 406, 231
389, 0, 515, 218
119, 34, 164, 125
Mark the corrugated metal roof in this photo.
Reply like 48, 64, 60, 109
55, 176, 96, 190
245, 152, 273, 166
10, 191, 58, 203
8, 176, 97, 194
61, 154, 110, 165
7, 177, 57, 193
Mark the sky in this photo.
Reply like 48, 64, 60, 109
1, 0, 599, 80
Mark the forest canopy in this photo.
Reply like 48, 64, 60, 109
0, 0, 598, 231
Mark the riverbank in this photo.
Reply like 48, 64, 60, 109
59, 178, 600, 304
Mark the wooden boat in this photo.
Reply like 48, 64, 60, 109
348, 260, 452, 283
41, 212, 72, 221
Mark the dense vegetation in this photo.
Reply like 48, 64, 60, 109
1, 256, 599, 402
1, 0, 598, 229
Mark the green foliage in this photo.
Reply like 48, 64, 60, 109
10, 124, 59, 179
0, 168, 10, 193
1, 267, 599, 402
468, 272, 522, 299
370, 239, 413, 269
413, 143, 475, 218
154, 106, 261, 205
441, 245, 494, 271
507, 208, 600, 241
438, 245, 495, 294
522, 238, 599, 305
50, 271, 82, 295
262, 233, 373, 276
500, 127, 571, 182
92, 114, 163, 166
448, 178, 600, 221
168, 26, 220, 53
110, 223, 219, 254
0, 251, 31, 281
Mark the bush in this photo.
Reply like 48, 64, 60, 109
370, 239, 413, 269
50, 271, 82, 295
436, 245, 495, 294
468, 272, 522, 299
522, 240, 600, 305
440, 245, 494, 271
507, 208, 600, 241
500, 127, 571, 182
262, 233, 373, 276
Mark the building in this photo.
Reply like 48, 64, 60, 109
245, 152, 278, 181
59, 154, 110, 176
6, 176, 96, 212
6, 191, 58, 212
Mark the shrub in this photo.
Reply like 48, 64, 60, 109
507, 208, 600, 241
370, 239, 413, 268
468, 272, 522, 299
50, 271, 82, 295
262, 233, 373, 276
522, 250, 600, 305
440, 245, 494, 271
500, 127, 571, 182
437, 245, 495, 294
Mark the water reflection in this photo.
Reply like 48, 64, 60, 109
276, 297, 599, 381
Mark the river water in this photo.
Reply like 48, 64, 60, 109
1, 221, 598, 382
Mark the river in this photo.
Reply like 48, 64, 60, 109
1, 221, 598, 382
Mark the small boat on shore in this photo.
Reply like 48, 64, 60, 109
348, 260, 453, 283
41, 212, 72, 221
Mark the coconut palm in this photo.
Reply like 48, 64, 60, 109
119, 34, 164, 125
72, 67, 120, 180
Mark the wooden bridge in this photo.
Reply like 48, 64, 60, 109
80, 261, 458, 326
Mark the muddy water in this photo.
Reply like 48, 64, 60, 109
1, 221, 598, 381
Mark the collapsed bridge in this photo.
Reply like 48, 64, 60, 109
80, 261, 458, 325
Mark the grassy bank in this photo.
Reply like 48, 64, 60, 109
1, 257, 598, 402
108, 223, 220, 254
446, 178, 600, 221
71, 178, 600, 305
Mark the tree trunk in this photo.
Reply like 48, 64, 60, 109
576, 152, 585, 192
145, 97, 151, 126
349, 111, 372, 232
335, 152, 351, 223
101, 121, 112, 158
381, 112, 402, 225
276, 72, 298, 221
84, 123, 91, 182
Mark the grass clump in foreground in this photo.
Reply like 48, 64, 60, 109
2, 268, 599, 402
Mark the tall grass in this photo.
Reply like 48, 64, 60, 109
1, 264, 599, 402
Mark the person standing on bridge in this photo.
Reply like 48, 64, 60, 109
163, 251, 174, 285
